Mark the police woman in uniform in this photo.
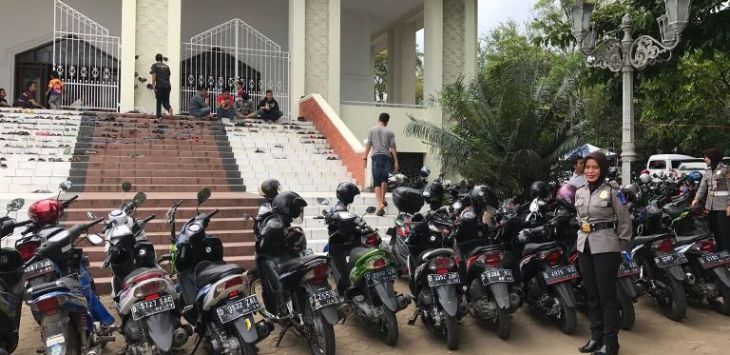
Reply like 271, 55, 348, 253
692, 148, 730, 252
574, 152, 631, 355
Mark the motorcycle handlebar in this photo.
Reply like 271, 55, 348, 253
61, 195, 79, 208
141, 214, 156, 224
313, 216, 325, 220
20, 223, 36, 235
208, 209, 220, 219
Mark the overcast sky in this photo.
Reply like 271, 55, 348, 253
417, 0, 536, 49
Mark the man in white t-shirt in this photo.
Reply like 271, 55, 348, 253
568, 156, 587, 188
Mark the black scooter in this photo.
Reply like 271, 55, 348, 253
0, 198, 31, 353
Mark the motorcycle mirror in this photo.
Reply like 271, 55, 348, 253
86, 211, 98, 221
6, 198, 25, 212
121, 182, 133, 192
242, 213, 252, 222
322, 209, 328, 216
365, 206, 377, 214
197, 187, 212, 206
59, 180, 72, 192
86, 234, 104, 245
132, 192, 147, 206
316, 198, 330, 206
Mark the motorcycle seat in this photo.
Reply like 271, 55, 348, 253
27, 277, 78, 298
421, 248, 455, 261
195, 261, 243, 288
631, 233, 673, 248
521, 241, 560, 257
121, 267, 167, 289
465, 244, 502, 259
348, 246, 372, 265
279, 254, 327, 274
675, 233, 713, 246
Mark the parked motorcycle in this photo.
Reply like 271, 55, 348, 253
167, 188, 271, 354
23, 218, 115, 355
0, 198, 30, 353
517, 216, 579, 335
318, 200, 409, 346
387, 187, 426, 277
404, 210, 464, 350
89, 182, 190, 354
246, 192, 341, 355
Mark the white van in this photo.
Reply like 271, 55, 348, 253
646, 154, 701, 176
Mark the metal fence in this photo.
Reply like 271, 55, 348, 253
52, 0, 120, 111
180, 19, 290, 119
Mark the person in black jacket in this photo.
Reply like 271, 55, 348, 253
150, 53, 173, 118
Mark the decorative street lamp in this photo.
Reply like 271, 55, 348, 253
565, 0, 692, 183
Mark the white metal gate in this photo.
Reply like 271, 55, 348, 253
52, 0, 121, 111
181, 19, 290, 119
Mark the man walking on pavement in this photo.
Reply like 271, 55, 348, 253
364, 112, 399, 216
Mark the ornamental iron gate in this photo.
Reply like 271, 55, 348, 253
52, 0, 121, 111
181, 19, 290, 119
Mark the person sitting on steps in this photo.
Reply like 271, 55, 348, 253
256, 89, 283, 122
189, 85, 212, 118
216, 86, 236, 119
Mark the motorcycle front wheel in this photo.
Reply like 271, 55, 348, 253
304, 303, 335, 355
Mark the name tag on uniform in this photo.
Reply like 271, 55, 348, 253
599, 190, 609, 200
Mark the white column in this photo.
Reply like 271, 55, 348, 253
289, 0, 306, 118
166, 0, 181, 114
463, 0, 478, 81
134, 0, 170, 114
387, 22, 417, 105
327, 0, 341, 113
423, 0, 444, 173
120, 0, 136, 112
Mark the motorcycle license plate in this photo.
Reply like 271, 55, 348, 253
698, 251, 730, 269
427, 272, 461, 287
309, 289, 339, 311
617, 260, 640, 277
480, 269, 514, 286
542, 265, 579, 286
216, 295, 261, 324
24, 259, 54, 279
131, 295, 175, 321
654, 253, 688, 268
365, 265, 399, 286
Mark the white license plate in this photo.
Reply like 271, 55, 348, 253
216, 295, 261, 324
542, 265, 579, 285
131, 295, 175, 321
309, 289, 339, 311
480, 269, 514, 286
24, 259, 54, 278
364, 266, 399, 287
427, 272, 461, 287
698, 251, 730, 269
654, 253, 688, 268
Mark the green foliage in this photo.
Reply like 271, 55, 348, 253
406, 23, 585, 196
373, 49, 388, 102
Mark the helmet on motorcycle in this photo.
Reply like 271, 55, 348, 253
470, 185, 498, 211
258, 179, 281, 200
687, 171, 702, 184
388, 172, 406, 188
28, 199, 63, 224
556, 184, 577, 205
335, 182, 360, 205
272, 191, 308, 219
639, 173, 651, 184
529, 181, 550, 199
621, 184, 641, 204
422, 182, 445, 207
419, 166, 431, 178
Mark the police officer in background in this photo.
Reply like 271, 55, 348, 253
574, 152, 631, 355
692, 148, 730, 252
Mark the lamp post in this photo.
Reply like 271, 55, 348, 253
565, 0, 692, 183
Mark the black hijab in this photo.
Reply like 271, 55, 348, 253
704, 148, 723, 170
585, 151, 609, 193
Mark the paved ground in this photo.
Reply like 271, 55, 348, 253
15, 279, 730, 355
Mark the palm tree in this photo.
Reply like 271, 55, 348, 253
406, 50, 585, 197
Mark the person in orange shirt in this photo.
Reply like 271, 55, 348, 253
47, 72, 64, 110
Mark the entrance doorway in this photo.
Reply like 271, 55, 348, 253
14, 47, 54, 107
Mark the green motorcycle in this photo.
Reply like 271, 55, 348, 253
318, 204, 410, 346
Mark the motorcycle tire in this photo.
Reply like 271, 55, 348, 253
495, 307, 510, 340
557, 298, 577, 335
304, 302, 335, 355
618, 288, 636, 330
66, 321, 82, 355
445, 314, 459, 351
380, 307, 399, 346
657, 275, 687, 321
708, 277, 730, 316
